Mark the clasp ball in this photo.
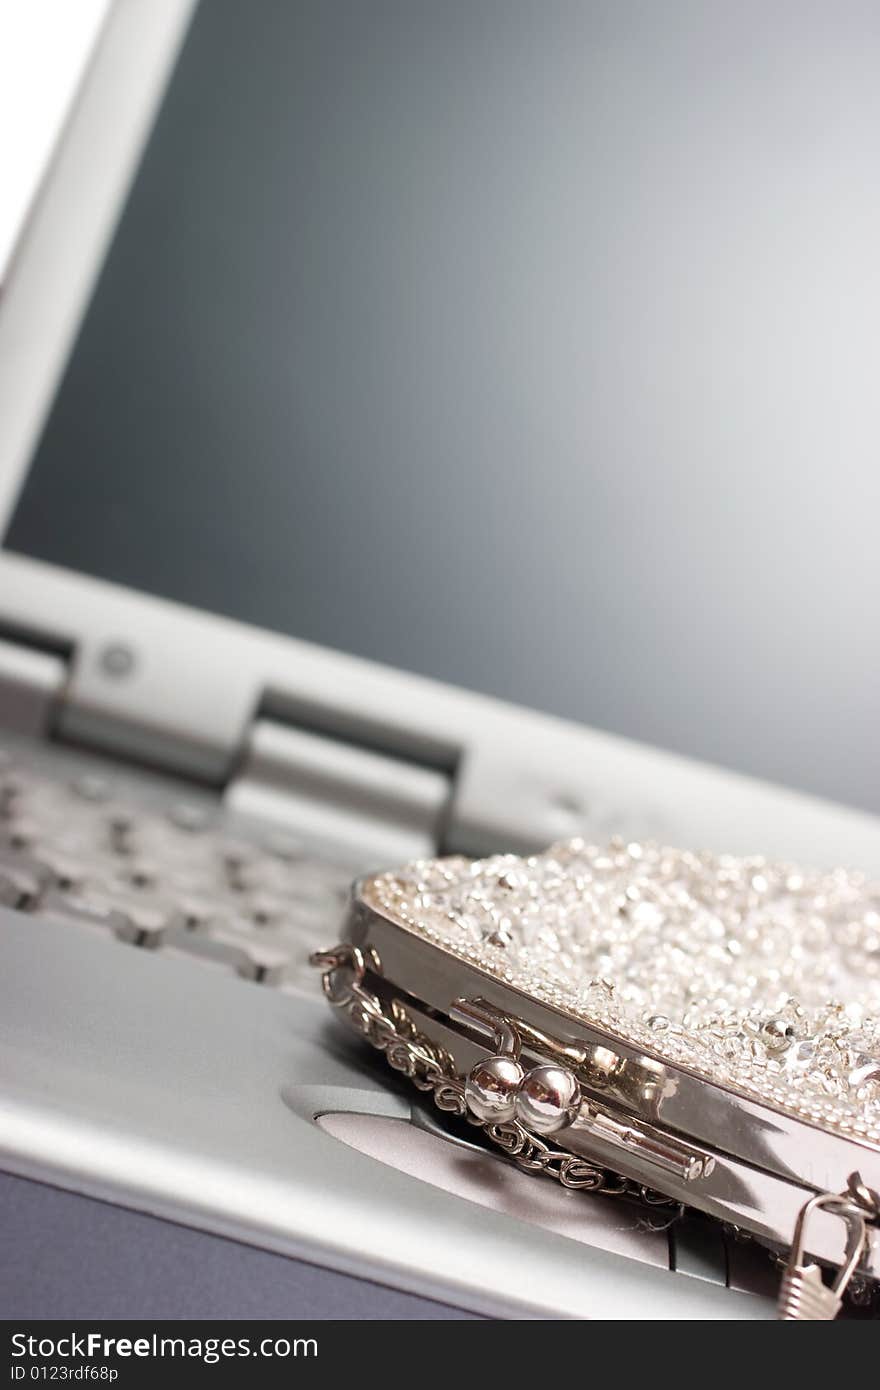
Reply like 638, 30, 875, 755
515, 1064, 581, 1134
465, 1055, 524, 1122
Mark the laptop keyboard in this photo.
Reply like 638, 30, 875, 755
0, 744, 356, 997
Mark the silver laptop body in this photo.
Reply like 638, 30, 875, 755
1, 0, 879, 1320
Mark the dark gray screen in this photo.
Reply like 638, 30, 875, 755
7, 0, 880, 811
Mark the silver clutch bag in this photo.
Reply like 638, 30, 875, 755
312, 837, 880, 1319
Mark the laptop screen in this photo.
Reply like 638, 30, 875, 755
5, 0, 880, 812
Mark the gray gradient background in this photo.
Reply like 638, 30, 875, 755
7, 0, 880, 812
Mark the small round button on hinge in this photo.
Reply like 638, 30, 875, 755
98, 641, 136, 680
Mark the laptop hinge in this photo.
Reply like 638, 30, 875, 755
0, 635, 67, 739
226, 717, 452, 867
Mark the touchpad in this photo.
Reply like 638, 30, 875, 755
316, 1107, 671, 1270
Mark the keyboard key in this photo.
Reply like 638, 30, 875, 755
0, 873, 24, 907
39, 892, 132, 937
261, 830, 304, 861
209, 925, 291, 985
168, 802, 210, 833
161, 925, 255, 979
0, 848, 51, 903
31, 851, 87, 892
71, 774, 111, 802
84, 890, 179, 946
0, 777, 23, 818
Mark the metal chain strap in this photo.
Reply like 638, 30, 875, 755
312, 944, 681, 1216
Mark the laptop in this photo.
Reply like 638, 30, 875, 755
1, 0, 879, 1320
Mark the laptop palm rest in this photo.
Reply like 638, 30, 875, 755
0, 910, 772, 1318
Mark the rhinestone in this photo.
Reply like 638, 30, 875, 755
762, 1017, 797, 1051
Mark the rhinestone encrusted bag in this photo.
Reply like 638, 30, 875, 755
312, 838, 880, 1319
